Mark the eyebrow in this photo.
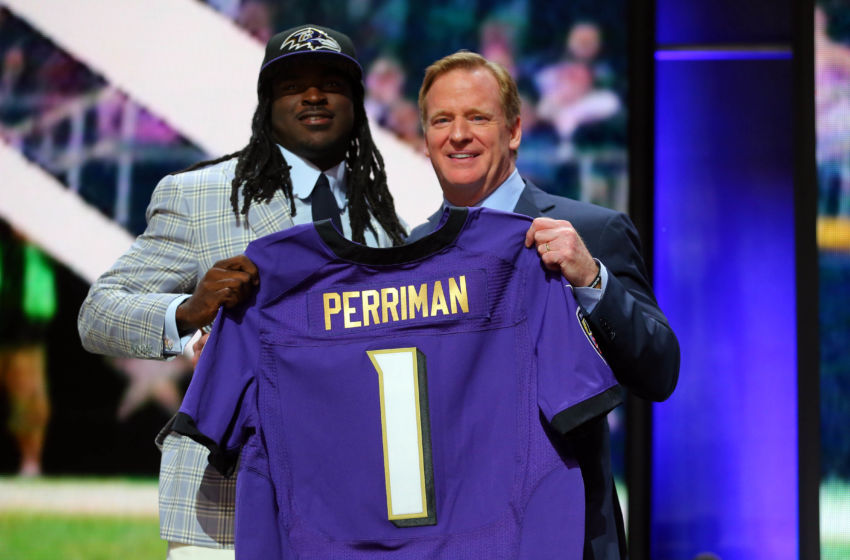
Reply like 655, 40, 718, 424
428, 109, 452, 119
428, 107, 494, 120
466, 108, 495, 118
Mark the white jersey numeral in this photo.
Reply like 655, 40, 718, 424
367, 347, 437, 527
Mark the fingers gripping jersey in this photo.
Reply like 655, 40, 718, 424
175, 207, 622, 559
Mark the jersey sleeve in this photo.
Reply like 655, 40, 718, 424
532, 266, 624, 435
172, 302, 259, 477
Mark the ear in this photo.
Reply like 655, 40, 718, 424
509, 116, 522, 151
423, 129, 432, 159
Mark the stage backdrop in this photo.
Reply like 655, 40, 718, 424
814, 2, 850, 557
0, 0, 633, 505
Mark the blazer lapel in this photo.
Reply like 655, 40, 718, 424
513, 186, 540, 218
405, 208, 444, 242
513, 180, 556, 219
246, 189, 295, 239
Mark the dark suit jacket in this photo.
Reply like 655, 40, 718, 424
409, 180, 680, 559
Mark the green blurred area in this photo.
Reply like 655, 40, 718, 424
822, 543, 850, 558
0, 512, 163, 560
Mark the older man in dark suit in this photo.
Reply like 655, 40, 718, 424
409, 50, 679, 560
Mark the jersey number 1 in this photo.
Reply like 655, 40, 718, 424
367, 347, 437, 527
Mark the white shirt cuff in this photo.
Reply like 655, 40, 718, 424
163, 294, 192, 356
571, 262, 609, 314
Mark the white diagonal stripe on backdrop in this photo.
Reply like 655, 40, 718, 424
4, 0, 440, 228
0, 141, 134, 283
5, 0, 258, 155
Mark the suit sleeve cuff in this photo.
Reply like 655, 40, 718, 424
550, 385, 624, 435
571, 261, 609, 314
163, 294, 192, 356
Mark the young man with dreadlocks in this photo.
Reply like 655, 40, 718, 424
78, 25, 406, 559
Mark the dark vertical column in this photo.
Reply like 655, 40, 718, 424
625, 0, 655, 558
792, 1, 821, 559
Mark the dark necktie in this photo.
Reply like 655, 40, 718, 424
311, 173, 342, 231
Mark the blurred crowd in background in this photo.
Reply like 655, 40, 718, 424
816, 2, 850, 219
0, 7, 205, 237
212, 0, 629, 208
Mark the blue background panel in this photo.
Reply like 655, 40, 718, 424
652, 58, 798, 559
656, 0, 791, 46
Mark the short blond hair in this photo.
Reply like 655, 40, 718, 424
418, 51, 521, 128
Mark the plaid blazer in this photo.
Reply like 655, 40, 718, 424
78, 157, 394, 547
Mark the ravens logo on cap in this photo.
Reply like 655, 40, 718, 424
281, 27, 342, 53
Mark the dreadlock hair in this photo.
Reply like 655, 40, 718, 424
173, 83, 407, 247
341, 94, 407, 246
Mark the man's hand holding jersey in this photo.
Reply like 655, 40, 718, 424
176, 255, 259, 335
525, 217, 601, 288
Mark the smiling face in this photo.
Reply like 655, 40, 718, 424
422, 67, 521, 207
269, 58, 356, 170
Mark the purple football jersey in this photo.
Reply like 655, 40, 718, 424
175, 207, 622, 559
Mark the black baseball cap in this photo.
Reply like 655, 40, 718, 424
258, 24, 363, 91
